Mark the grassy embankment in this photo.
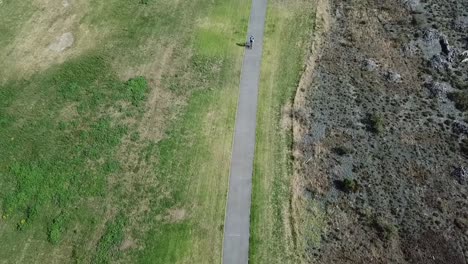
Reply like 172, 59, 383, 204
0, 0, 249, 262
250, 0, 318, 263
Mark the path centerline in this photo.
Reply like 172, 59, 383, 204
222, 0, 268, 263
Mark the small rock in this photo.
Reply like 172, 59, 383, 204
417, 29, 451, 60
454, 217, 468, 230
452, 121, 468, 136
385, 71, 402, 83
451, 166, 467, 185
362, 59, 378, 72
421, 74, 433, 84
338, 39, 352, 47
439, 35, 451, 55
426, 81, 455, 98
462, 51, 468, 62
402, 0, 424, 13
402, 41, 419, 57
335, 8, 342, 19
429, 55, 450, 72
303, 187, 314, 200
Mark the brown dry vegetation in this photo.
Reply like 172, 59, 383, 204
0, 0, 98, 80
293, 0, 468, 263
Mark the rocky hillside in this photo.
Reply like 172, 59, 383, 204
295, 0, 468, 262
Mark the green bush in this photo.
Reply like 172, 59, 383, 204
342, 178, 359, 193
93, 214, 127, 264
16, 219, 27, 231
367, 112, 384, 134
48, 226, 61, 244
47, 213, 68, 244
126, 77, 148, 106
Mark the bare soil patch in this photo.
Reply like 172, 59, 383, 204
119, 236, 137, 251
165, 208, 187, 223
48, 32, 74, 53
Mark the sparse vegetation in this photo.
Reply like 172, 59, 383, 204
295, 0, 468, 262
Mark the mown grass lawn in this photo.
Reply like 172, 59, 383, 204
0, 0, 249, 262
250, 0, 316, 263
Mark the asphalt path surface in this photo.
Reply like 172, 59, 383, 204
222, 0, 267, 263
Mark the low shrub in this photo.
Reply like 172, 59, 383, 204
372, 217, 397, 240
332, 146, 353, 156
47, 213, 68, 244
366, 112, 384, 134
335, 178, 359, 193
448, 91, 468, 112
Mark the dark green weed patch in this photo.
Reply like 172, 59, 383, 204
94, 214, 127, 264
126, 77, 148, 106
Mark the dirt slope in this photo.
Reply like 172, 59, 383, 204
295, 0, 468, 263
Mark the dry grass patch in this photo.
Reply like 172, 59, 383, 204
250, 0, 320, 263
0, 0, 100, 78
166, 208, 187, 223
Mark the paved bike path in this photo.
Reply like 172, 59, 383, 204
222, 0, 267, 263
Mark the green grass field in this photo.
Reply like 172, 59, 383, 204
250, 0, 317, 263
0, 0, 249, 262
0, 0, 318, 262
